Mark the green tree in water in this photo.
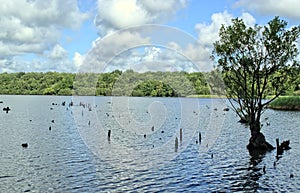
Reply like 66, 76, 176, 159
212, 17, 300, 152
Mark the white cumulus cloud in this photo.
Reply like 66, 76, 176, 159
80, 30, 151, 72
181, 11, 256, 71
73, 52, 85, 69
95, 0, 187, 37
78, 0, 190, 73
0, 0, 89, 72
48, 44, 68, 60
234, 0, 300, 20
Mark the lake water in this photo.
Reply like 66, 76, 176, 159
0, 95, 299, 192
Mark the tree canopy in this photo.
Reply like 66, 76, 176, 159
0, 69, 298, 98
0, 70, 211, 97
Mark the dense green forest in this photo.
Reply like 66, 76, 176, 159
0, 70, 299, 97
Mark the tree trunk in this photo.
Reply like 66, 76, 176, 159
247, 122, 275, 152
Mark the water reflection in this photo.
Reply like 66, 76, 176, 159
243, 151, 266, 192
223, 152, 263, 192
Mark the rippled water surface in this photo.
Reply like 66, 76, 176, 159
0, 95, 299, 192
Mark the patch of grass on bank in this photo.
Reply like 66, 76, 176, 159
268, 96, 300, 110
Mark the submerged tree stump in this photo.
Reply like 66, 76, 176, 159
276, 138, 291, 157
247, 132, 274, 151
22, 143, 28, 148
3, 107, 11, 113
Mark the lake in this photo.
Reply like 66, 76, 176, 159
0, 95, 299, 192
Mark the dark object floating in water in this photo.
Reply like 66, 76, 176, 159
49, 126, 51, 131
223, 107, 230, 111
3, 107, 11, 113
51, 120, 54, 123
22, 143, 28, 148
0, 101, 3, 103
0, 175, 14, 179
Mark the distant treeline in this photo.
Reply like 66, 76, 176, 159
0, 70, 299, 97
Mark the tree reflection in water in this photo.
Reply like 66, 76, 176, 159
231, 150, 267, 192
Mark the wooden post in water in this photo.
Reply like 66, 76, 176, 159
199, 132, 202, 143
175, 137, 179, 152
276, 138, 282, 156
108, 130, 111, 142
180, 128, 183, 144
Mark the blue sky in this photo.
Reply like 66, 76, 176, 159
0, 0, 299, 72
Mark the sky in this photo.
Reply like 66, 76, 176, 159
0, 0, 299, 73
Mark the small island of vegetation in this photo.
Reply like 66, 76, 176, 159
268, 96, 300, 110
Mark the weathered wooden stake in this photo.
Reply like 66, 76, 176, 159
276, 138, 279, 155
199, 132, 202, 143
276, 138, 282, 156
175, 137, 178, 152
108, 130, 111, 141
180, 128, 183, 144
